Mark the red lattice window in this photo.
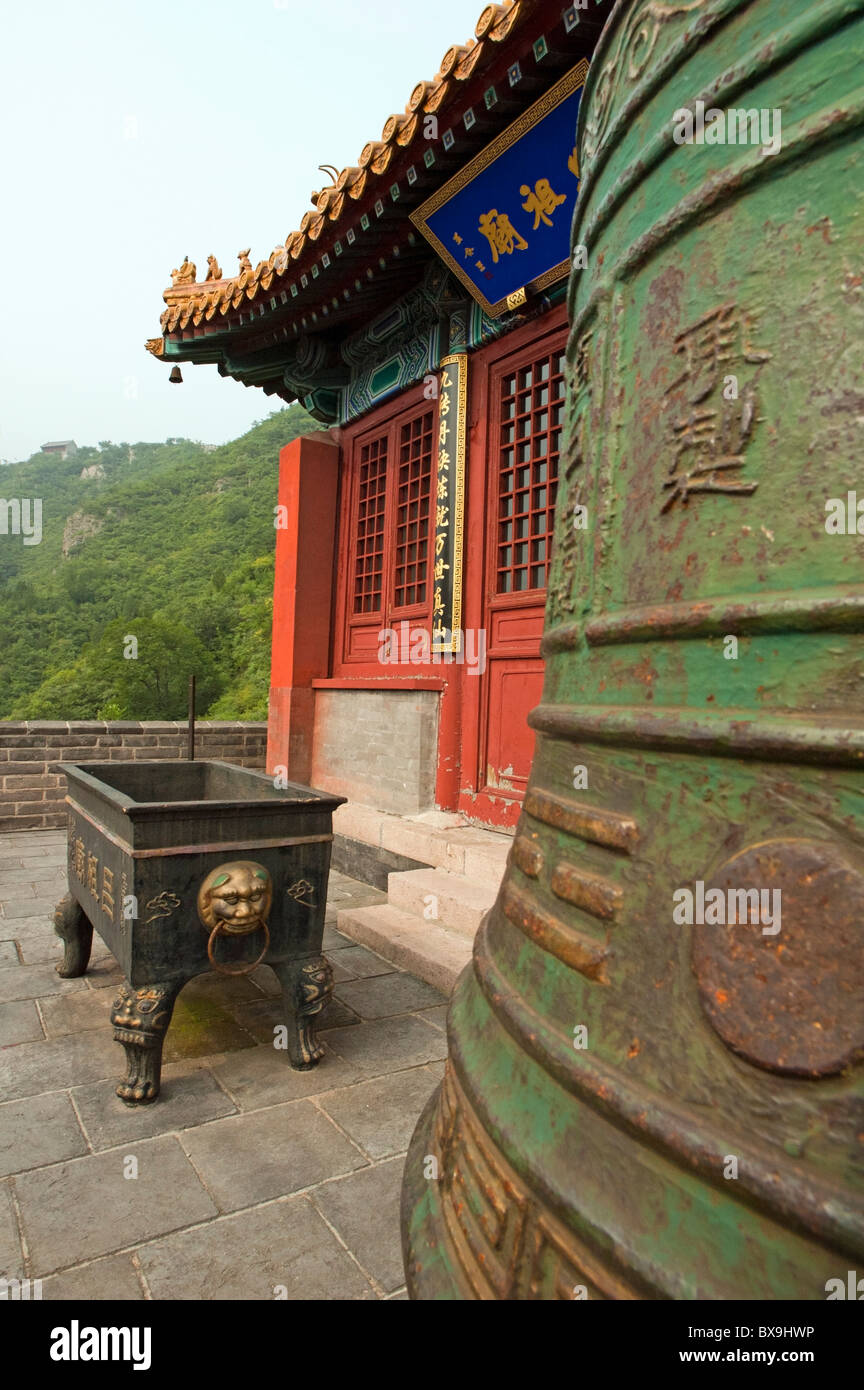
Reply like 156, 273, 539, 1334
394, 411, 433, 609
495, 347, 566, 594
352, 433, 388, 614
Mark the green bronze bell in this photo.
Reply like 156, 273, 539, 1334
401, 0, 864, 1299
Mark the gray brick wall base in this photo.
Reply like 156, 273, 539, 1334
0, 722, 268, 833
311, 690, 439, 816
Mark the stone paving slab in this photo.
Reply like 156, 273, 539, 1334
322, 923, 360, 951
0, 941, 19, 967
78, 955, 124, 989
311, 1156, 407, 1293
162, 991, 258, 1063
335, 971, 445, 1019
180, 1099, 368, 1213
317, 1063, 445, 1161
8, 933, 64, 966
0, 1028, 122, 1102
0, 1178, 23, 1274
0, 898, 59, 920
231, 993, 362, 1043
1, 867, 67, 887
0, 1092, 89, 1178
136, 1195, 376, 1301
71, 1064, 238, 1151
418, 1003, 449, 1032
0, 998, 44, 1046
324, 1014, 448, 1077
1, 921, 62, 960
0, 961, 88, 1004
10, 855, 66, 871
38, 984, 115, 1038
206, 1041, 365, 1113
33, 878, 68, 898
41, 1254, 145, 1301
17, 1135, 218, 1275
327, 943, 399, 981
0, 830, 448, 1299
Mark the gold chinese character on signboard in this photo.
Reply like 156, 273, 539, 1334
101, 867, 115, 922
439, 417, 449, 446
440, 392, 450, 417
440, 370, 452, 389
478, 210, 528, 263
436, 505, 448, 528
87, 854, 99, 896
520, 178, 567, 230
432, 588, 445, 618
435, 533, 447, 557
437, 476, 448, 501
438, 451, 450, 471
433, 558, 450, 582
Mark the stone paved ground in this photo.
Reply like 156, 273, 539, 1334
0, 831, 449, 1300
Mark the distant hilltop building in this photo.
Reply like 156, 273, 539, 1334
41, 440, 77, 459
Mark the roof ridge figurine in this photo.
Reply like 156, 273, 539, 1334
169, 256, 196, 287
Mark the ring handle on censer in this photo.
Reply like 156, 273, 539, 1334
197, 860, 273, 978
206, 918, 270, 976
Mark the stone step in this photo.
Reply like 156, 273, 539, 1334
335, 903, 471, 997
387, 867, 497, 939
461, 839, 511, 887
333, 800, 513, 882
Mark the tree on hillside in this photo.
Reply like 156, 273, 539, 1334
86, 617, 222, 719
0, 404, 318, 720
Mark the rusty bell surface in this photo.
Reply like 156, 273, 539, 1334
401, 0, 864, 1299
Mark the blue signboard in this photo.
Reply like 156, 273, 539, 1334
411, 60, 588, 318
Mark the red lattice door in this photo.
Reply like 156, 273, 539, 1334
476, 334, 566, 821
339, 402, 436, 671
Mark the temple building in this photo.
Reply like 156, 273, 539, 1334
146, 0, 612, 977
40, 440, 77, 458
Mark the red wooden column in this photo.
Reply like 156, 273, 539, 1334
267, 431, 340, 784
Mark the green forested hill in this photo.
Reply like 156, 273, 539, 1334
0, 406, 320, 720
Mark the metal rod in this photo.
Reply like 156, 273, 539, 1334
187, 674, 196, 761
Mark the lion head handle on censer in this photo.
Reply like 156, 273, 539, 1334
197, 860, 273, 974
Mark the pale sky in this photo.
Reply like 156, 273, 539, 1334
0, 0, 483, 462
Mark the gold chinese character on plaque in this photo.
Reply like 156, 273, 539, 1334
520, 178, 567, 230
86, 854, 99, 897
478, 210, 528, 264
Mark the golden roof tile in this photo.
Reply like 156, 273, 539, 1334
148, 0, 536, 353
